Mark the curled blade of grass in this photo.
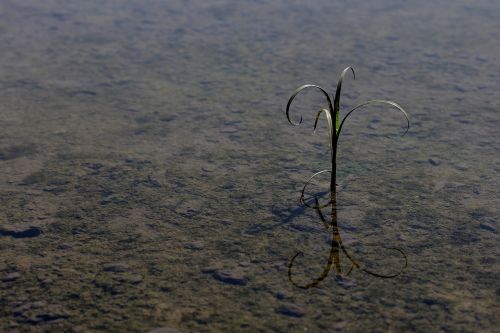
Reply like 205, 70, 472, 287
286, 84, 334, 126
337, 100, 410, 138
300, 170, 333, 209
334, 66, 355, 133
313, 108, 334, 154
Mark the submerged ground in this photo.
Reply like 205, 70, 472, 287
0, 0, 499, 332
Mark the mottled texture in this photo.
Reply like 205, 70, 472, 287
0, 0, 499, 332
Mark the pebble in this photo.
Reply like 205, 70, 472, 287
428, 158, 441, 166
335, 276, 356, 289
103, 262, 129, 273
184, 241, 204, 250
201, 266, 217, 274
422, 298, 440, 306
201, 164, 217, 173
0, 225, 42, 238
238, 261, 251, 268
220, 125, 238, 134
276, 302, 305, 317
275, 291, 290, 300
57, 243, 72, 250
1, 272, 21, 282
210, 268, 248, 286
480, 223, 497, 234
221, 219, 232, 226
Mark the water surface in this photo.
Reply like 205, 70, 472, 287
0, 0, 499, 332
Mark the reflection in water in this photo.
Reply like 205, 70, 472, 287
288, 190, 407, 289
285, 67, 409, 289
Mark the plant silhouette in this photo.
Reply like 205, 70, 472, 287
286, 66, 409, 198
285, 66, 409, 288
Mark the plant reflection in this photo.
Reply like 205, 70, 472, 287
287, 190, 407, 289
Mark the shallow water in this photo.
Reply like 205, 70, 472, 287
0, 0, 499, 332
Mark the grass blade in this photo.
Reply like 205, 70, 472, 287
300, 170, 333, 209
337, 99, 410, 138
313, 108, 334, 154
286, 84, 334, 126
334, 66, 356, 132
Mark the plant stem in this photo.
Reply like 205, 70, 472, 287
331, 116, 338, 197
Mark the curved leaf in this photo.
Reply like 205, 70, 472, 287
334, 66, 356, 132
285, 84, 334, 126
337, 99, 410, 138
313, 108, 334, 155
300, 170, 333, 209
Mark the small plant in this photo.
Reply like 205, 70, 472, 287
286, 66, 409, 205
285, 66, 410, 288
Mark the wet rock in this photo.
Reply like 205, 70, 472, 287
69, 90, 97, 97
147, 327, 184, 333
0, 144, 35, 160
238, 261, 251, 268
43, 186, 66, 194
201, 164, 217, 173
211, 268, 248, 286
428, 158, 441, 166
99, 195, 128, 206
480, 222, 497, 234
175, 200, 201, 218
275, 290, 291, 300
335, 276, 356, 288
159, 115, 176, 122
1, 272, 21, 282
184, 241, 204, 250
57, 243, 72, 250
0, 225, 42, 238
103, 262, 129, 273
221, 219, 232, 226
132, 175, 161, 188
473, 185, 481, 195
83, 162, 104, 171
26, 311, 68, 324
220, 125, 238, 134
422, 298, 439, 306
201, 266, 218, 274
276, 302, 305, 317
